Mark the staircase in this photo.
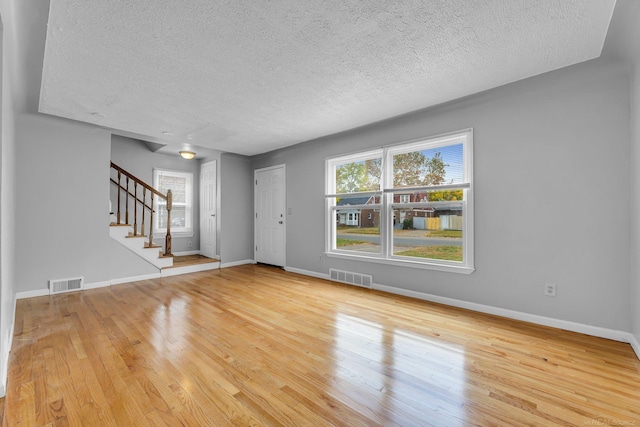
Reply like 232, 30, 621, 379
109, 224, 173, 269
110, 162, 174, 269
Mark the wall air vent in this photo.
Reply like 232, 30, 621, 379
49, 277, 83, 295
329, 269, 372, 289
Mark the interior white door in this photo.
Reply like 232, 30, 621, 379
200, 160, 217, 259
255, 165, 285, 267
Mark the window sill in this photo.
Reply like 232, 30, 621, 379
324, 251, 475, 275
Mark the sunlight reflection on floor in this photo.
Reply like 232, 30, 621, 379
333, 313, 467, 425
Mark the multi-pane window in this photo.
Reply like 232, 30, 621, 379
328, 150, 382, 255
325, 130, 473, 273
153, 169, 193, 235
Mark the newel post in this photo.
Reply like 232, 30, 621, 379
116, 170, 122, 224
164, 189, 172, 256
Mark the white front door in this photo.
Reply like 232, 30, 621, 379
255, 165, 286, 267
200, 160, 217, 258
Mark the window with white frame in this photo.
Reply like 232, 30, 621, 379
153, 169, 193, 235
325, 130, 473, 273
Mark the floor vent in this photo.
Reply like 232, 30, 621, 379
49, 277, 83, 295
329, 269, 372, 288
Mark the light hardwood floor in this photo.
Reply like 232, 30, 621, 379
165, 254, 219, 269
4, 265, 640, 426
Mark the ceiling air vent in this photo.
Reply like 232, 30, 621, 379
49, 277, 83, 295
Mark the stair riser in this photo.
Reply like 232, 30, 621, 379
109, 226, 173, 269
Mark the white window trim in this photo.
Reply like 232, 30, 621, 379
153, 168, 194, 237
325, 129, 474, 274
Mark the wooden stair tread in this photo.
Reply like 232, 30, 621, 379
110, 162, 175, 269
162, 254, 219, 269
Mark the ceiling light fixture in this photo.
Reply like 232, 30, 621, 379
179, 150, 196, 160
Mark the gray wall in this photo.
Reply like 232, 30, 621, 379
0, 0, 51, 395
605, 0, 640, 347
220, 153, 254, 265
629, 4, 640, 355
15, 113, 113, 292
252, 58, 631, 331
111, 135, 201, 254
0, 47, 17, 397
109, 239, 158, 279
1, 0, 20, 396
11, 120, 252, 290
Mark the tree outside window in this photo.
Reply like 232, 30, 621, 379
326, 130, 474, 273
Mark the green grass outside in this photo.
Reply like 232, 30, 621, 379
425, 229, 462, 238
337, 226, 380, 235
339, 226, 462, 239
395, 245, 462, 261
336, 238, 371, 247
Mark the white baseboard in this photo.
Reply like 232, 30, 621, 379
285, 267, 330, 281
16, 289, 49, 299
110, 273, 162, 285
17, 279, 112, 298
285, 267, 638, 355
15, 263, 222, 298
630, 333, 640, 360
83, 280, 111, 290
161, 262, 220, 277
373, 283, 632, 344
172, 250, 202, 256
0, 299, 16, 398
220, 259, 255, 269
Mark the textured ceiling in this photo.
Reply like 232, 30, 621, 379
39, 0, 616, 156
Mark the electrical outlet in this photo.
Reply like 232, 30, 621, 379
188, 241, 192, 248
544, 283, 557, 297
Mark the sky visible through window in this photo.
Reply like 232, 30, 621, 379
423, 143, 464, 185
391, 143, 464, 188
334, 142, 464, 193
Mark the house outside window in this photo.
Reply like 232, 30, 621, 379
325, 129, 474, 274
153, 169, 194, 236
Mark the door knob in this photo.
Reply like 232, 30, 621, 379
279, 221, 283, 224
